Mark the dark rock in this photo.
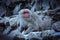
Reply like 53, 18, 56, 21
0, 33, 13, 40
13, 37, 25, 40
30, 38, 40, 40
52, 21, 60, 32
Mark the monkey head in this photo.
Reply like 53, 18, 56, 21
18, 9, 32, 19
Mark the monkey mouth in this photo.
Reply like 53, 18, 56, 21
23, 11, 29, 14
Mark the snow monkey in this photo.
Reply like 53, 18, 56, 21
18, 9, 44, 34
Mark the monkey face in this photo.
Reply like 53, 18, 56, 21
22, 11, 30, 18
18, 9, 32, 20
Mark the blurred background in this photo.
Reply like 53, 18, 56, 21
0, 0, 60, 40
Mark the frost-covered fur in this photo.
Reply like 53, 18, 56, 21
18, 9, 44, 34
18, 9, 52, 34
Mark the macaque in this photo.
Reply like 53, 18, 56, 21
17, 9, 45, 34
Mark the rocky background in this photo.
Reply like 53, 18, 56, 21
0, 0, 60, 40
